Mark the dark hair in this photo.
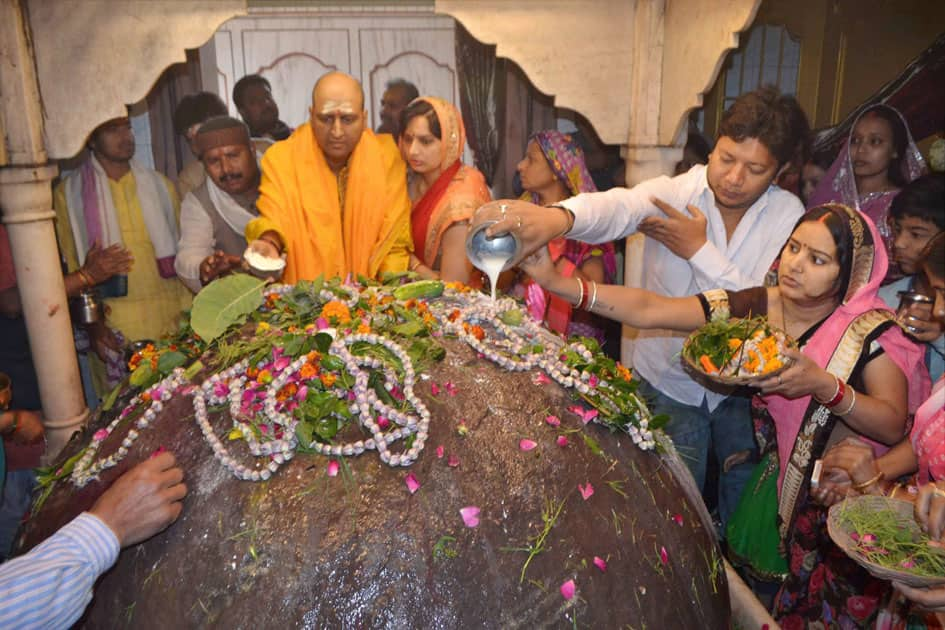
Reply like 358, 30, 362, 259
400, 99, 441, 139
385, 78, 419, 103
854, 104, 910, 188
233, 74, 271, 110
889, 173, 945, 230
172, 92, 227, 135
684, 132, 711, 163
791, 206, 857, 299
921, 231, 945, 283
808, 147, 835, 171
719, 86, 811, 167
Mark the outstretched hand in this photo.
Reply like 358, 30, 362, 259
90, 451, 187, 547
638, 197, 708, 260
200, 251, 243, 285
83, 241, 133, 284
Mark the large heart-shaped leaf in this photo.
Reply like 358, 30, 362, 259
191, 274, 267, 342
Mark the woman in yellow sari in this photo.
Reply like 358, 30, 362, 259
401, 97, 491, 283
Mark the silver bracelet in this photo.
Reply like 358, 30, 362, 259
588, 281, 599, 311
835, 387, 857, 417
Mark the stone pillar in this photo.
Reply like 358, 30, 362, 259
1, 0, 88, 459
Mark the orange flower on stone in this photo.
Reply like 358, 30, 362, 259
320, 301, 352, 325
616, 363, 633, 382
300, 362, 319, 380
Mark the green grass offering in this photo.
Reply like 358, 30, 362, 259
835, 500, 945, 579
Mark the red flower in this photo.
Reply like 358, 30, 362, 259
779, 615, 805, 630
808, 565, 825, 595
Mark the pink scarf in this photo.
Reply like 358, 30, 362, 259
912, 377, 945, 483
766, 205, 929, 493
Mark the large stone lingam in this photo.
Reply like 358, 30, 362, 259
19, 276, 729, 628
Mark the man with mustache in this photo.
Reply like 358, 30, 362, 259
245, 71, 412, 283
484, 87, 811, 531
175, 117, 262, 292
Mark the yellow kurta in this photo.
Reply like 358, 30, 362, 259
246, 125, 412, 283
53, 171, 192, 343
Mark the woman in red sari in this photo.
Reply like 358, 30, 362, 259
401, 97, 490, 283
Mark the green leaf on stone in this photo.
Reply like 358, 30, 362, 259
156, 351, 187, 374
191, 274, 267, 342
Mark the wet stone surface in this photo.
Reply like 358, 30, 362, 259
20, 337, 729, 628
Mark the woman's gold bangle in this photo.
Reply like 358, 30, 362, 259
852, 470, 884, 491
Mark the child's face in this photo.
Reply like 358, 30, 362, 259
892, 215, 941, 274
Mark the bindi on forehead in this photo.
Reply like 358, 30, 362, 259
319, 100, 356, 115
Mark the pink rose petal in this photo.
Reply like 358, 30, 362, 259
404, 472, 420, 494
593, 556, 607, 572
560, 579, 576, 600
533, 372, 551, 385
659, 546, 669, 565
377, 416, 390, 430
315, 317, 329, 330
519, 439, 538, 451
568, 404, 598, 424
447, 454, 460, 468
445, 381, 458, 396
672, 513, 684, 526
327, 460, 339, 477
431, 382, 441, 396
557, 436, 569, 447
588, 374, 599, 387
93, 429, 109, 441
545, 414, 561, 427
436, 445, 445, 459
460, 506, 480, 528
579, 482, 594, 500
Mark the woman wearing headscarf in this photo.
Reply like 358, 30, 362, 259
514, 131, 617, 342
808, 104, 927, 279
401, 97, 491, 283
519, 203, 929, 627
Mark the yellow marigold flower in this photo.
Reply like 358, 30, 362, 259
763, 358, 783, 373
256, 321, 271, 334
728, 338, 743, 350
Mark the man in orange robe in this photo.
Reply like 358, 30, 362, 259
245, 72, 412, 282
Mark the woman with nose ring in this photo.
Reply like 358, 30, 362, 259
400, 97, 491, 283
519, 203, 929, 627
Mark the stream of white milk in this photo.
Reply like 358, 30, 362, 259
478, 253, 511, 302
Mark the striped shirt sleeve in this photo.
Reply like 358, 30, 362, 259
0, 512, 120, 630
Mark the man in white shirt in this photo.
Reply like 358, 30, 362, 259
484, 87, 810, 530
175, 117, 262, 292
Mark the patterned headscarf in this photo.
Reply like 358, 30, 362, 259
526, 131, 597, 203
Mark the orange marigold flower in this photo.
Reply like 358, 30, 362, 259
300, 363, 319, 380
380, 295, 395, 305
276, 383, 298, 401
320, 373, 337, 388
404, 298, 417, 310
246, 367, 259, 379
357, 322, 371, 334
422, 312, 435, 326
140, 392, 152, 402
306, 351, 321, 363
616, 363, 633, 382
320, 301, 352, 324
448, 309, 461, 322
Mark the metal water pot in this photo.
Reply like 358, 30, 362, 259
70, 289, 103, 325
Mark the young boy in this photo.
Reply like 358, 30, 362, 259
880, 172, 945, 381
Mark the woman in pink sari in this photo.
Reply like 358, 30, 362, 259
520, 203, 930, 627
401, 97, 490, 283
808, 104, 927, 279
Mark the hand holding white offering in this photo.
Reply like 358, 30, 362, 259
244, 240, 286, 280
